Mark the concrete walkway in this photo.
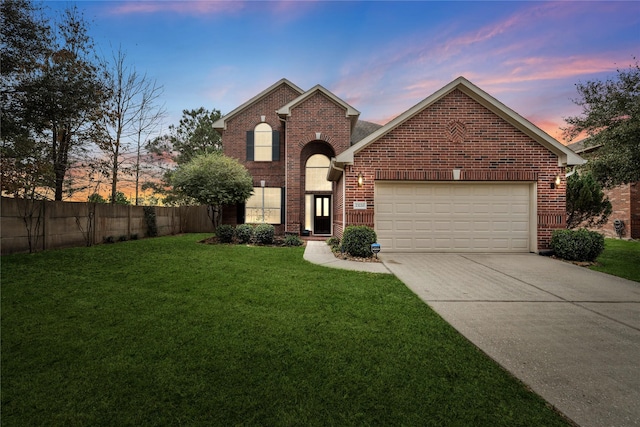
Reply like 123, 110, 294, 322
303, 242, 640, 427
303, 240, 390, 274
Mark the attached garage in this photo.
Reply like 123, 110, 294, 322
375, 182, 535, 253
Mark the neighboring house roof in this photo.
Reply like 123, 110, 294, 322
351, 120, 383, 145
212, 78, 304, 130
331, 76, 586, 175
276, 84, 360, 131
566, 138, 602, 154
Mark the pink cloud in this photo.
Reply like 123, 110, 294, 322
108, 1, 245, 16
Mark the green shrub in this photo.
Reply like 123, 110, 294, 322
143, 206, 158, 237
254, 224, 275, 245
216, 224, 235, 243
327, 236, 341, 251
235, 224, 254, 244
284, 234, 303, 247
551, 229, 605, 262
342, 225, 377, 258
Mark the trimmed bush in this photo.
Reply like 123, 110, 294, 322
284, 234, 303, 247
216, 224, 235, 243
235, 224, 254, 244
551, 229, 605, 262
342, 225, 377, 258
327, 236, 341, 251
254, 224, 275, 245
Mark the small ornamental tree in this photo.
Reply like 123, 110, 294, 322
171, 153, 253, 229
563, 61, 640, 187
566, 172, 612, 229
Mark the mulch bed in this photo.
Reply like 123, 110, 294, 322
331, 249, 382, 263
199, 236, 304, 247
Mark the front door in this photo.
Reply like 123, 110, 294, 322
314, 195, 331, 235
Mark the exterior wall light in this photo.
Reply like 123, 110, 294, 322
357, 173, 364, 187
551, 175, 561, 189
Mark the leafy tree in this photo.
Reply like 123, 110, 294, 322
171, 153, 253, 228
563, 61, 640, 187
145, 107, 222, 204
108, 191, 131, 205
149, 107, 222, 165
565, 172, 612, 229
87, 193, 107, 203
13, 5, 107, 200
1, 0, 53, 199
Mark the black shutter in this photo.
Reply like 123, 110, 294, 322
237, 203, 245, 224
246, 130, 254, 161
272, 130, 280, 161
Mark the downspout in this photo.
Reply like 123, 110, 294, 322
331, 160, 346, 235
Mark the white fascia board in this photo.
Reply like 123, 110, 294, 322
336, 76, 586, 167
212, 78, 304, 130
277, 85, 360, 119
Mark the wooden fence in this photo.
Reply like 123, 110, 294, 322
0, 197, 215, 255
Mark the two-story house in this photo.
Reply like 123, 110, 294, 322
213, 77, 584, 253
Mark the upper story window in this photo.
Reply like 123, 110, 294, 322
305, 154, 332, 191
254, 123, 272, 161
246, 123, 280, 162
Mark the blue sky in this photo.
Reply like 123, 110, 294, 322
44, 0, 639, 141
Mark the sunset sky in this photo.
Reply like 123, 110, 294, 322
43, 0, 638, 143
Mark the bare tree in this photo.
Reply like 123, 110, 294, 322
97, 47, 164, 204
133, 80, 165, 205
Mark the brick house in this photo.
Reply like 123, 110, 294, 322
213, 77, 585, 252
567, 140, 640, 239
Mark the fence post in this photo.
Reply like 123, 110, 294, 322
127, 205, 132, 238
42, 200, 48, 251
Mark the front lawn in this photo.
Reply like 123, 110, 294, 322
2, 234, 570, 426
592, 238, 640, 282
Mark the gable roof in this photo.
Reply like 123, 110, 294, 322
332, 76, 586, 169
276, 84, 360, 130
212, 78, 304, 130
351, 120, 383, 145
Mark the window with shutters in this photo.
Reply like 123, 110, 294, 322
253, 123, 272, 161
247, 123, 280, 162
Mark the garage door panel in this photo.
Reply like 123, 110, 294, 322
396, 220, 413, 231
375, 182, 531, 252
415, 203, 432, 213
395, 203, 413, 214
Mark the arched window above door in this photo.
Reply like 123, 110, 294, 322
305, 154, 332, 191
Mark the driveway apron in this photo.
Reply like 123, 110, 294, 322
380, 253, 640, 427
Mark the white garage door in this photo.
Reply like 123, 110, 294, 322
375, 182, 532, 252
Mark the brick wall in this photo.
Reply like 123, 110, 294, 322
342, 89, 566, 250
219, 83, 301, 234
282, 91, 352, 234
591, 182, 640, 239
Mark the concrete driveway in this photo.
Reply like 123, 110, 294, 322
379, 253, 640, 427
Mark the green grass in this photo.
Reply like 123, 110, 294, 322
2, 234, 570, 426
591, 238, 640, 282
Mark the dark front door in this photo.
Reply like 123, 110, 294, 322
314, 195, 331, 235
